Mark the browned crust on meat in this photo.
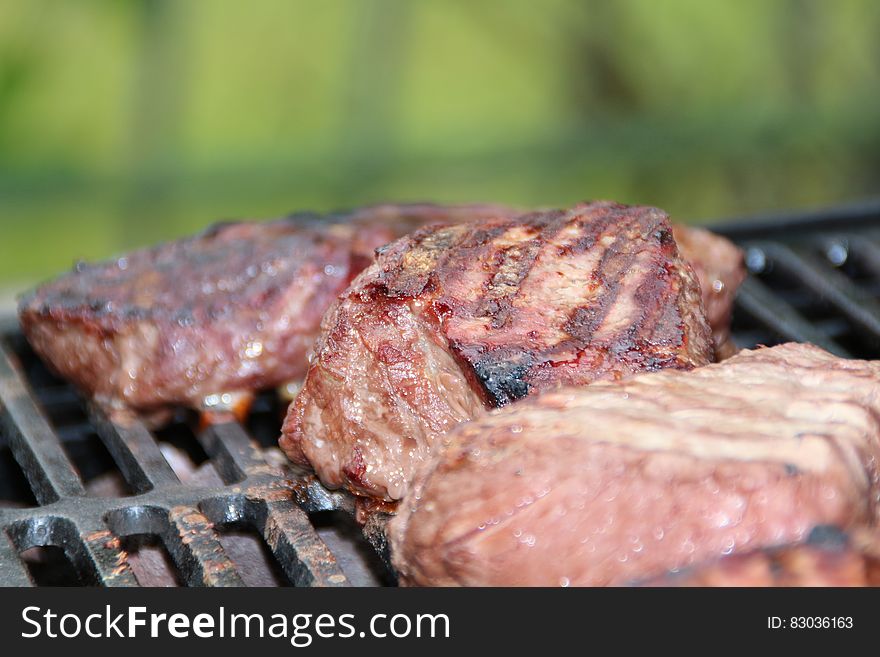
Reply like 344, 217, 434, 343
364, 201, 712, 403
18, 218, 362, 416
18, 204, 514, 418
281, 202, 714, 501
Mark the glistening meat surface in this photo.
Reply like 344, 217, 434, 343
388, 343, 880, 586
18, 204, 509, 423
281, 202, 713, 501
19, 200, 740, 427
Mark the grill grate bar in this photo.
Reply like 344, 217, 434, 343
5, 515, 133, 587
196, 423, 350, 585
199, 421, 270, 484
848, 236, 880, 279
257, 498, 349, 587
0, 343, 85, 503
78, 524, 140, 587
196, 491, 351, 587
89, 404, 181, 493
165, 505, 247, 587
196, 423, 351, 585
1, 320, 356, 588
754, 242, 880, 343
733, 277, 851, 357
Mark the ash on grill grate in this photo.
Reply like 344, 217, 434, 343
2, 198, 880, 586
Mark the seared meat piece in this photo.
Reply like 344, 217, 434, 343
388, 343, 880, 587
281, 201, 713, 501
640, 525, 880, 587
19, 204, 509, 423
672, 224, 745, 359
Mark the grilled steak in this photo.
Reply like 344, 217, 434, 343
639, 525, 880, 587
672, 224, 745, 359
19, 204, 509, 423
388, 343, 880, 586
281, 201, 713, 501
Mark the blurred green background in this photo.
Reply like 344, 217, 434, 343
2, 0, 880, 298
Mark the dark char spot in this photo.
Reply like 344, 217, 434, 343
472, 355, 532, 406
654, 228, 675, 247
805, 525, 850, 551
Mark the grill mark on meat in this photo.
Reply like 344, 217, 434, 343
506, 212, 695, 382
462, 221, 578, 405
440, 204, 709, 380
422, 215, 632, 404
560, 227, 640, 344
281, 202, 714, 500
532, 208, 679, 360
815, 432, 874, 504
449, 208, 701, 398
487, 398, 876, 489
520, 207, 620, 338
375, 225, 469, 299
481, 239, 544, 329
630, 262, 684, 343
388, 343, 880, 586
590, 224, 679, 347
20, 204, 517, 421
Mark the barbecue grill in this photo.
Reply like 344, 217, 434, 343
2, 199, 880, 587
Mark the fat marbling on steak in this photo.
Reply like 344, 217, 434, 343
281, 201, 713, 501
388, 343, 880, 586
18, 204, 510, 423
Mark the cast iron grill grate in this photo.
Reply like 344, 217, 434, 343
0, 327, 387, 587
715, 199, 880, 359
2, 199, 880, 586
